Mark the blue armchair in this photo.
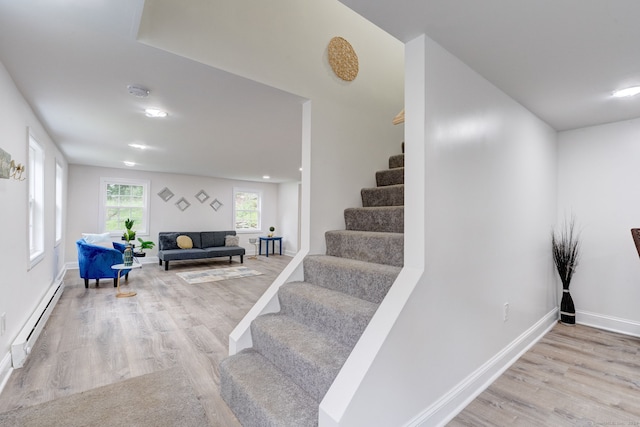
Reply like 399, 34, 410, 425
76, 239, 130, 288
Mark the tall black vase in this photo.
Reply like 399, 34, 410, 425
560, 289, 575, 325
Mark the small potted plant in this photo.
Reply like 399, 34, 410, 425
135, 237, 155, 257
268, 226, 275, 237
122, 218, 136, 243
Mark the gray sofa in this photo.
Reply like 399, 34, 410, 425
158, 231, 245, 271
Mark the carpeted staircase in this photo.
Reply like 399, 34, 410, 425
220, 144, 405, 426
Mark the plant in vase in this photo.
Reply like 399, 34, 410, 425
122, 218, 136, 243
551, 217, 581, 325
135, 237, 155, 257
268, 226, 275, 238
121, 218, 136, 265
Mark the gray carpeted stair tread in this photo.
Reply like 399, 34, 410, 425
303, 255, 400, 303
344, 206, 404, 233
220, 349, 318, 427
251, 313, 351, 402
389, 154, 404, 169
325, 230, 403, 267
376, 167, 404, 187
278, 282, 378, 348
361, 184, 404, 207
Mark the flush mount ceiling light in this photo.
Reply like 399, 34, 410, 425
128, 143, 147, 150
612, 86, 640, 98
127, 84, 150, 98
123, 161, 136, 167
144, 108, 168, 118
263, 175, 270, 179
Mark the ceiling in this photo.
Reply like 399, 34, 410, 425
341, 0, 640, 131
3, 1, 640, 183
0, 0, 305, 183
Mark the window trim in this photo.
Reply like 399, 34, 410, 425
98, 177, 150, 237
28, 133, 45, 268
233, 188, 262, 233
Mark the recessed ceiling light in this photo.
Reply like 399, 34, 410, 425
299, 167, 303, 171
127, 84, 149, 98
263, 175, 270, 179
124, 161, 136, 167
612, 86, 640, 98
145, 108, 168, 118
128, 143, 147, 150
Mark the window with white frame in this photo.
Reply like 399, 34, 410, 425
29, 134, 45, 266
55, 160, 63, 244
99, 178, 150, 236
234, 189, 262, 232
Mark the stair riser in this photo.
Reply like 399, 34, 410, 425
278, 283, 377, 348
361, 184, 404, 207
325, 231, 403, 267
389, 154, 404, 169
303, 255, 399, 304
220, 367, 269, 427
376, 167, 404, 186
344, 207, 404, 233
220, 350, 319, 427
251, 317, 347, 402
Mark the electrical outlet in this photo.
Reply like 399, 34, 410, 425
503, 303, 509, 322
0, 313, 6, 336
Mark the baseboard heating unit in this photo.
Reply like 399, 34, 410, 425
11, 275, 65, 368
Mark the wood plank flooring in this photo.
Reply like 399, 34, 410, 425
0, 255, 292, 426
449, 323, 640, 426
3, 258, 640, 427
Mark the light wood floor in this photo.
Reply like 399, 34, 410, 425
3, 260, 640, 427
449, 323, 640, 426
0, 255, 293, 426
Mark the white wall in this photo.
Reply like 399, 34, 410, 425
323, 35, 559, 426
278, 182, 301, 256
66, 165, 282, 262
558, 118, 640, 335
0, 61, 68, 371
137, 0, 405, 255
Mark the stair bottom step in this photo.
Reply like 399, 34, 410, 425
220, 349, 318, 427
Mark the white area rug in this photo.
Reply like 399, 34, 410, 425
177, 266, 263, 284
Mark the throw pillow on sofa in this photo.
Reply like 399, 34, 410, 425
177, 235, 193, 249
225, 235, 240, 247
159, 233, 180, 250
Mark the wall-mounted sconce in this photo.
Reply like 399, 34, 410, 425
0, 148, 25, 181
9, 160, 26, 181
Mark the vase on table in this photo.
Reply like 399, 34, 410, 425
124, 245, 133, 266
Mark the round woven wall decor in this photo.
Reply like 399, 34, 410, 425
328, 36, 359, 81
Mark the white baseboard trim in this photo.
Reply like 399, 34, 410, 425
405, 308, 558, 427
577, 310, 640, 338
0, 352, 12, 395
